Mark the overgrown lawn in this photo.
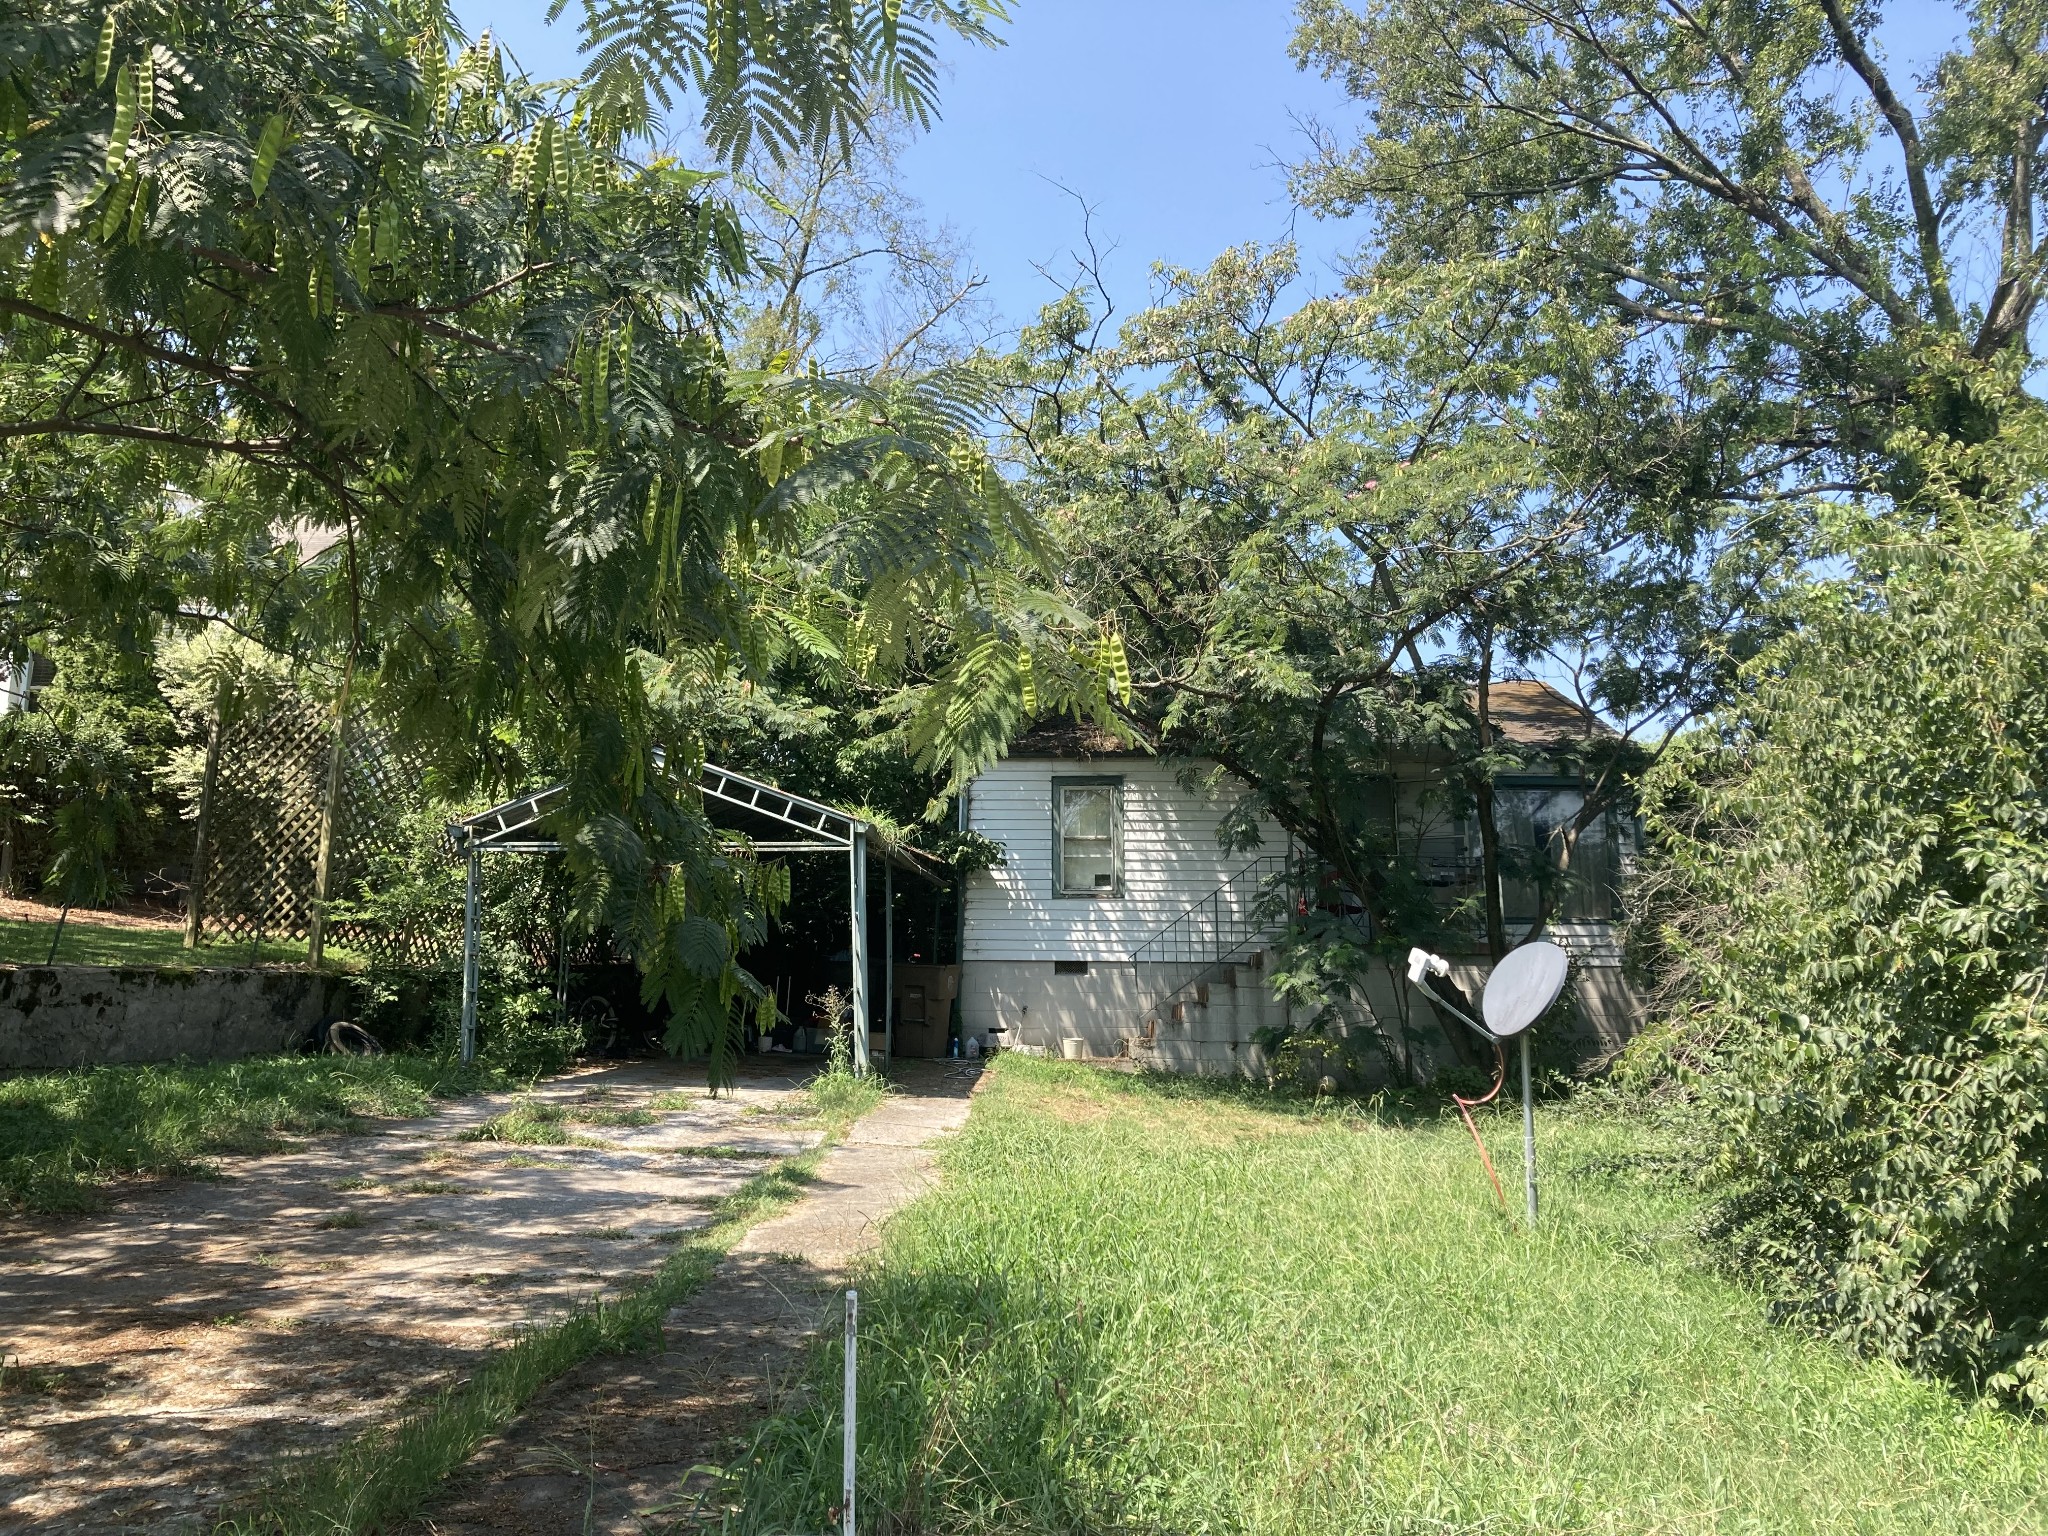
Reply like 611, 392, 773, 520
731, 1056, 2048, 1535
0, 1055, 495, 1214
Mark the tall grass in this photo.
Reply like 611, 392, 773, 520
729, 1057, 2048, 1536
0, 1055, 494, 1213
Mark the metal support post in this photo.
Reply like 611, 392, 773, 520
842, 1287, 859, 1536
1521, 1032, 1537, 1224
849, 826, 871, 1076
883, 860, 895, 1072
460, 850, 481, 1065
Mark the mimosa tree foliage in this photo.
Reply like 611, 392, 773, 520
0, 0, 1116, 1075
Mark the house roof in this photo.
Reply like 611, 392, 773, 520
1004, 716, 1144, 759
1000, 682, 1608, 762
1478, 680, 1612, 751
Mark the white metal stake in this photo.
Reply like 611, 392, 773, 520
883, 860, 894, 1072
842, 1287, 858, 1536
1521, 1032, 1537, 1224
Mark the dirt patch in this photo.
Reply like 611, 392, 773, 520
0, 1059, 821, 1535
1034, 1090, 1115, 1125
0, 894, 180, 932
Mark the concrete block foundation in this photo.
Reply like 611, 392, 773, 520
961, 957, 1289, 1077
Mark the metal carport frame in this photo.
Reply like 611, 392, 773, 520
446, 760, 938, 1075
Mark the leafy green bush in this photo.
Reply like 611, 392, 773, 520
337, 803, 583, 1074
1642, 484, 2048, 1402
0, 634, 189, 903
801, 983, 886, 1119
481, 985, 585, 1079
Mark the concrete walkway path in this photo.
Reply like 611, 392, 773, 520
0, 1060, 821, 1535
409, 1060, 982, 1536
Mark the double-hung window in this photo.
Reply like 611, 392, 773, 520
1053, 777, 1122, 897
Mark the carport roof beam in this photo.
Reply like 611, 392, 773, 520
451, 759, 859, 854
447, 759, 940, 880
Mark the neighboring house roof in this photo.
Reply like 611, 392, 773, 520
1478, 680, 1612, 752
281, 520, 346, 563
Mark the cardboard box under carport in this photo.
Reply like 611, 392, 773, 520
890, 963, 960, 1057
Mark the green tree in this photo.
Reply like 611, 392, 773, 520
0, 0, 1112, 1075
1639, 408, 2048, 1403
1290, 0, 2047, 506
995, 241, 1774, 1072
0, 635, 186, 906
720, 98, 995, 375
1289, 0, 2048, 1391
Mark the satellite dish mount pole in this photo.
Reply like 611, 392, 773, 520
1407, 942, 1566, 1227
1519, 1032, 1536, 1224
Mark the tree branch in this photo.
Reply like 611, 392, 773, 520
1818, 0, 1959, 331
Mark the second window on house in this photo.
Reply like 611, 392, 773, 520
1054, 778, 1122, 896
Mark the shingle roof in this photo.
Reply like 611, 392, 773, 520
1477, 680, 1612, 750
1000, 681, 1608, 762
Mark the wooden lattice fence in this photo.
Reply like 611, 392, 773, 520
192, 696, 454, 966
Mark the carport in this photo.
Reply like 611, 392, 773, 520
447, 761, 941, 1074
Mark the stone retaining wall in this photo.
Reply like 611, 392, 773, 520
0, 965, 354, 1073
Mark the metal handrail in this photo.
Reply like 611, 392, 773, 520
1127, 855, 1288, 969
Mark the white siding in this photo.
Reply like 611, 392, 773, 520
963, 757, 1280, 961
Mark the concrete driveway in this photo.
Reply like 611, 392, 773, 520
0, 1059, 820, 1535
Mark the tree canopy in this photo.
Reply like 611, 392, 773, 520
1278, 0, 2048, 1399
0, 0, 1120, 1074
1292, 0, 2048, 491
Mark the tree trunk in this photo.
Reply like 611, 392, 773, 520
1473, 644, 1509, 963
183, 686, 226, 950
1474, 778, 1509, 962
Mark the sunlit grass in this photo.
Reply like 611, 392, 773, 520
729, 1056, 2048, 1536
0, 914, 356, 969
457, 1099, 576, 1145
0, 1055, 497, 1214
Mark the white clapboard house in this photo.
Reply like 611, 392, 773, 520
957, 681, 1645, 1075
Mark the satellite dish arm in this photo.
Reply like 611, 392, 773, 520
1417, 972, 1494, 1042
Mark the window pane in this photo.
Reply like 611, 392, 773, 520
1060, 786, 1113, 839
1064, 850, 1116, 891
1058, 784, 1118, 893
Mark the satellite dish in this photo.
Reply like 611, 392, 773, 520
1481, 940, 1569, 1038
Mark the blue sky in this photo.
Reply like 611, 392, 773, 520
886, 1, 1357, 330
470, 2, 1977, 335
465, 2, 1358, 332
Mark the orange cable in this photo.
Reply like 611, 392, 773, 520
1452, 1039, 1508, 1213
